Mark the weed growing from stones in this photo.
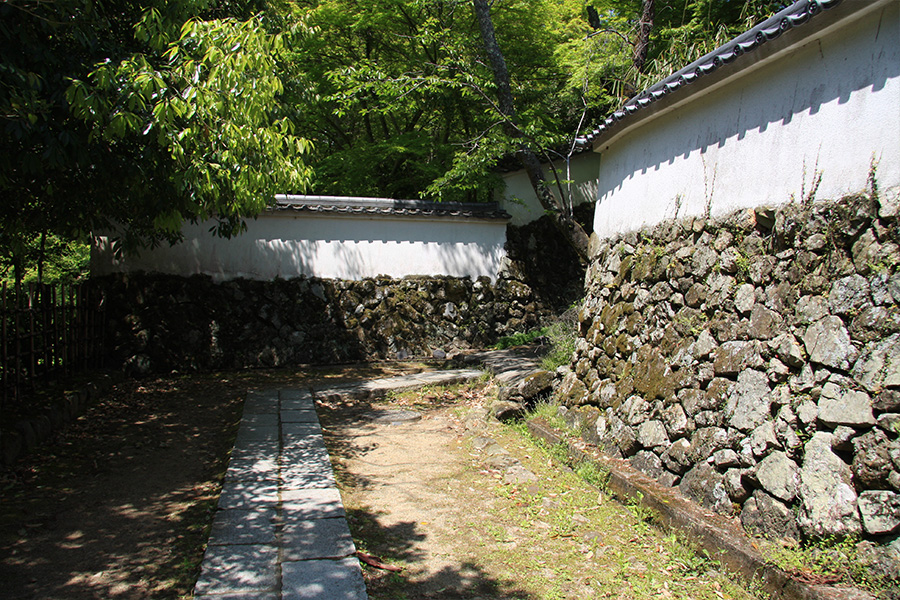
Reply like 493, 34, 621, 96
524, 400, 568, 431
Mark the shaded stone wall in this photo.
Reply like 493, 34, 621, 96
558, 193, 900, 545
504, 203, 593, 311
97, 208, 589, 375
99, 272, 549, 375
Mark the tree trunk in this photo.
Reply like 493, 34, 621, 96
632, 0, 655, 74
471, 0, 590, 263
37, 230, 46, 285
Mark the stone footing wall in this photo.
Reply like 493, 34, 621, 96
558, 194, 900, 547
504, 203, 593, 311
98, 272, 549, 375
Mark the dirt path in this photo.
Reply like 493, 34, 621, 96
322, 396, 504, 597
0, 375, 245, 599
319, 383, 760, 600
0, 363, 423, 600
3, 367, 762, 600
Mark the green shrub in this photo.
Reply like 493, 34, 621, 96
540, 304, 578, 371
493, 327, 547, 349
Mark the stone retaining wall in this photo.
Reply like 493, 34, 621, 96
557, 193, 900, 546
98, 208, 590, 375
98, 272, 550, 375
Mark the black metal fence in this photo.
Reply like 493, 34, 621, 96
1, 281, 106, 409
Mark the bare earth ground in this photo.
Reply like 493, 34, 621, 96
2, 367, 759, 600
0, 363, 421, 600
319, 382, 760, 600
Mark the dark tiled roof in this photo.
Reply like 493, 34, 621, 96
272, 195, 511, 221
578, 0, 843, 147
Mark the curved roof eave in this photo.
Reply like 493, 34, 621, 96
576, 0, 885, 152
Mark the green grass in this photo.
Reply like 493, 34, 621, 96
539, 320, 576, 371
574, 460, 610, 490
525, 399, 567, 429
492, 327, 547, 349
765, 535, 888, 592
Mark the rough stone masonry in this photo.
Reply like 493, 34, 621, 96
555, 192, 899, 580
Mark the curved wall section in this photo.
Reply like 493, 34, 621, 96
591, 1, 900, 240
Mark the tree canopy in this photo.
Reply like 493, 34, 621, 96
1, 0, 312, 282
1, 0, 784, 280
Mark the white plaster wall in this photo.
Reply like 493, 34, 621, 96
499, 151, 601, 226
93, 213, 509, 282
592, 2, 900, 240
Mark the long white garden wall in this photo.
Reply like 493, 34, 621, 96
588, 0, 899, 240
93, 197, 511, 283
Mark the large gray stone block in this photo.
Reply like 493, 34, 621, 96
858, 491, 900, 535
679, 463, 731, 515
817, 382, 875, 427
755, 451, 800, 502
282, 517, 357, 561
798, 432, 861, 539
725, 370, 771, 432
803, 316, 858, 371
282, 557, 368, 600
852, 333, 900, 393
194, 544, 278, 595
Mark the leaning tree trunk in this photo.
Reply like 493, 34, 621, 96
472, 0, 590, 263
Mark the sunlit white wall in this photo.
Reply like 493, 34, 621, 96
592, 1, 900, 240
93, 213, 509, 282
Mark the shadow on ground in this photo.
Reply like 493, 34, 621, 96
317, 385, 539, 600
346, 506, 538, 600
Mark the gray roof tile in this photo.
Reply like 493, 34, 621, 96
578, 0, 844, 148
272, 195, 511, 221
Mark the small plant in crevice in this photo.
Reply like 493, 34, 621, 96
626, 491, 659, 528
546, 441, 572, 465
733, 250, 751, 282
524, 398, 570, 433
574, 459, 610, 491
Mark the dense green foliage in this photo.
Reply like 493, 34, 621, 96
1, 0, 783, 280
0, 236, 90, 287
1, 0, 312, 282
286, 0, 785, 204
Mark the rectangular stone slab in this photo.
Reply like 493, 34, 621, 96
243, 391, 279, 414
280, 388, 315, 404
230, 440, 280, 460
281, 408, 319, 423
241, 413, 279, 428
225, 457, 279, 482
235, 424, 279, 444
281, 466, 337, 490
218, 480, 279, 509
194, 543, 279, 595
282, 517, 357, 561
282, 488, 347, 521
208, 508, 278, 546
281, 557, 368, 600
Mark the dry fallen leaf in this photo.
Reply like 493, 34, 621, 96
356, 551, 403, 572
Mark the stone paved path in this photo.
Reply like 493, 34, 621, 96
193, 366, 491, 600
